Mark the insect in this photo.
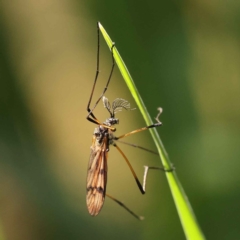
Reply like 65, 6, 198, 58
86, 22, 167, 219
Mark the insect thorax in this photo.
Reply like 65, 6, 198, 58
93, 117, 119, 145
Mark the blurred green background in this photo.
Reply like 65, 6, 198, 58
1, 0, 240, 239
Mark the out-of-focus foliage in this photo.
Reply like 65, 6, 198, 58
0, 1, 240, 240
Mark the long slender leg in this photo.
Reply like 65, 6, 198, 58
86, 23, 116, 131
114, 143, 174, 194
116, 140, 158, 155
87, 43, 116, 120
113, 143, 174, 194
86, 22, 100, 120
115, 122, 161, 140
115, 108, 163, 140
106, 194, 144, 220
113, 143, 146, 194
86, 23, 116, 121
114, 108, 173, 193
143, 166, 174, 192
115, 140, 174, 184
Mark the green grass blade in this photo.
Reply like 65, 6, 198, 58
98, 22, 205, 240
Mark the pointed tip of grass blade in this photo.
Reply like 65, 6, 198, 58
98, 22, 102, 29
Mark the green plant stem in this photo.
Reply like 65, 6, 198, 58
98, 22, 205, 240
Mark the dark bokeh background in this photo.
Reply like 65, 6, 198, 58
1, 0, 240, 239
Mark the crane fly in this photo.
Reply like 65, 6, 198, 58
86, 22, 170, 220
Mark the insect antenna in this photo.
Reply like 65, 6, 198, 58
103, 96, 113, 117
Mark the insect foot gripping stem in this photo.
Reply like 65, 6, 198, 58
143, 165, 175, 192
